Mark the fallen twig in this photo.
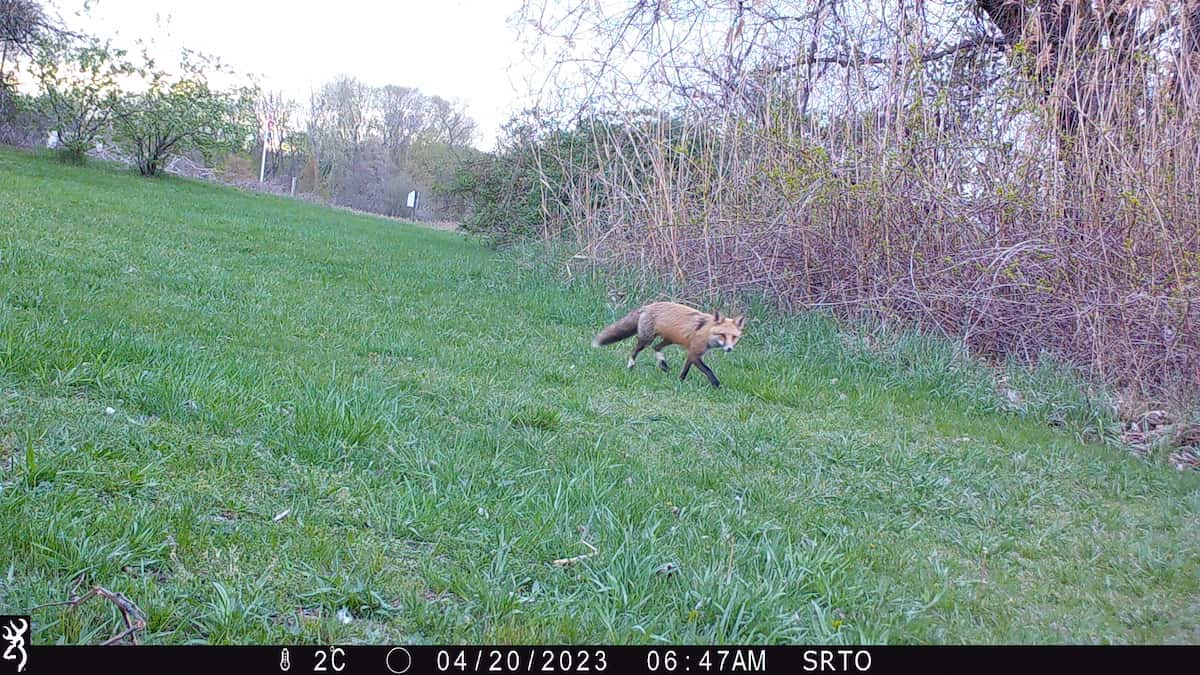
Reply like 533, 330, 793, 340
551, 539, 599, 567
29, 584, 147, 645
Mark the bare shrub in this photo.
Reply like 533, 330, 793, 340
507, 0, 1199, 396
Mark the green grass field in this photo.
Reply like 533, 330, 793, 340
1, 147, 1198, 644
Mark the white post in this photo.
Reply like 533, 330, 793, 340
258, 138, 267, 183
259, 118, 271, 183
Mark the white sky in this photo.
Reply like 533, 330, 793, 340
50, 0, 535, 150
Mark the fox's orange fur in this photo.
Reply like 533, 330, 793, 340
592, 302, 746, 387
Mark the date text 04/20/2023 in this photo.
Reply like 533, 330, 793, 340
432, 648, 786, 673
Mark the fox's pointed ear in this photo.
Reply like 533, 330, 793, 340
712, 309, 722, 322
735, 315, 746, 328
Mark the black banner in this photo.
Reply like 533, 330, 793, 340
8, 644, 1196, 675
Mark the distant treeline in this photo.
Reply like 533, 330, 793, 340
0, 0, 482, 222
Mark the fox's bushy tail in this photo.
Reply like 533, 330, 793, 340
592, 309, 641, 347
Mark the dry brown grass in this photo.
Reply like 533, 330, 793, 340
517, 0, 1200, 399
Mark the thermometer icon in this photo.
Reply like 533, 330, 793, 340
280, 647, 291, 672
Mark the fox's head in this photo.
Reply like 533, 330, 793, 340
708, 311, 746, 353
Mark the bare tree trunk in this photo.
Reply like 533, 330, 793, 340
0, 41, 9, 90
974, 0, 1131, 138
1179, 0, 1200, 107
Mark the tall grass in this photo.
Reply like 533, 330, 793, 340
511, 1, 1199, 399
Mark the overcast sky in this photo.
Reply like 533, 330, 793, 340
51, 0, 534, 150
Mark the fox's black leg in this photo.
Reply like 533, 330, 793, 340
652, 339, 671, 372
628, 337, 651, 369
695, 358, 721, 388
679, 360, 692, 381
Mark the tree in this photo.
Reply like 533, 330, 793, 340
305, 75, 375, 195
1, 0, 68, 136
424, 95, 476, 148
32, 35, 134, 162
1, 0, 53, 90
113, 52, 252, 176
376, 84, 424, 165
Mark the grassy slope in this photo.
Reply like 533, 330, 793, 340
1, 148, 1197, 644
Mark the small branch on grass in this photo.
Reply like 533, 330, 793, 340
28, 584, 147, 645
551, 539, 599, 567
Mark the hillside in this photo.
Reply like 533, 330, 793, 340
1, 148, 1197, 644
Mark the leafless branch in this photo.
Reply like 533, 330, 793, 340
30, 584, 148, 645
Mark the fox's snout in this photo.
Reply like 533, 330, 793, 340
723, 345, 733, 352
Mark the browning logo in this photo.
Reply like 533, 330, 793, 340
1, 616, 28, 674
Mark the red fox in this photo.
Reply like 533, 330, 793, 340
592, 302, 746, 387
